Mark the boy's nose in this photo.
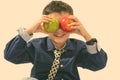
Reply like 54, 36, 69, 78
56, 28, 64, 32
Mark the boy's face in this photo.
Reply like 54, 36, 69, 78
47, 12, 70, 44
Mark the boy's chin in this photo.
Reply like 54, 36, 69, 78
53, 38, 66, 43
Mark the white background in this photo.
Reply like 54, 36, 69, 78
0, 0, 120, 80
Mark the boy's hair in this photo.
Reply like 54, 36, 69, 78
42, 0, 73, 15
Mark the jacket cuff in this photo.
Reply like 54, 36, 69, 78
17, 27, 33, 42
86, 42, 101, 54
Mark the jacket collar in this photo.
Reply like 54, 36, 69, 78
46, 37, 74, 51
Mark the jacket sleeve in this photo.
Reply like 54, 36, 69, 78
75, 44, 107, 71
4, 35, 35, 64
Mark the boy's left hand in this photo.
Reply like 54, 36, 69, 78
68, 16, 92, 41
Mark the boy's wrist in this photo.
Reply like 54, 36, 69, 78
83, 33, 92, 41
26, 28, 34, 35
78, 26, 92, 41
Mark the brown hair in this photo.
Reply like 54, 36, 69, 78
42, 0, 73, 15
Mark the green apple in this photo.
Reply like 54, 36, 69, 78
43, 17, 59, 33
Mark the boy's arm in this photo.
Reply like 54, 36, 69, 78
4, 15, 51, 64
75, 42, 107, 71
68, 15, 107, 71
4, 28, 35, 64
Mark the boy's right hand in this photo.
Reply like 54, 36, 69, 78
26, 15, 52, 35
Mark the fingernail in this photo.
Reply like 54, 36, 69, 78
67, 24, 70, 26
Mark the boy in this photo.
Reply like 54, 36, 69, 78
4, 1, 107, 80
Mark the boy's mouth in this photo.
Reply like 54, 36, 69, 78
54, 33, 65, 38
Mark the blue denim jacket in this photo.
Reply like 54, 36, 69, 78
4, 35, 107, 80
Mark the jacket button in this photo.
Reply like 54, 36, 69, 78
60, 64, 63, 67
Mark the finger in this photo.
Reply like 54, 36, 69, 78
35, 26, 48, 34
68, 22, 80, 27
68, 15, 79, 22
41, 19, 50, 23
68, 16, 84, 26
42, 17, 52, 22
41, 15, 52, 22
42, 15, 52, 19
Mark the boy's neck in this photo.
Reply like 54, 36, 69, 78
52, 41, 66, 50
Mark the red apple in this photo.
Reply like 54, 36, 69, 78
60, 17, 74, 32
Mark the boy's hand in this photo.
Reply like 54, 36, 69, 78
26, 15, 52, 35
68, 16, 92, 41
